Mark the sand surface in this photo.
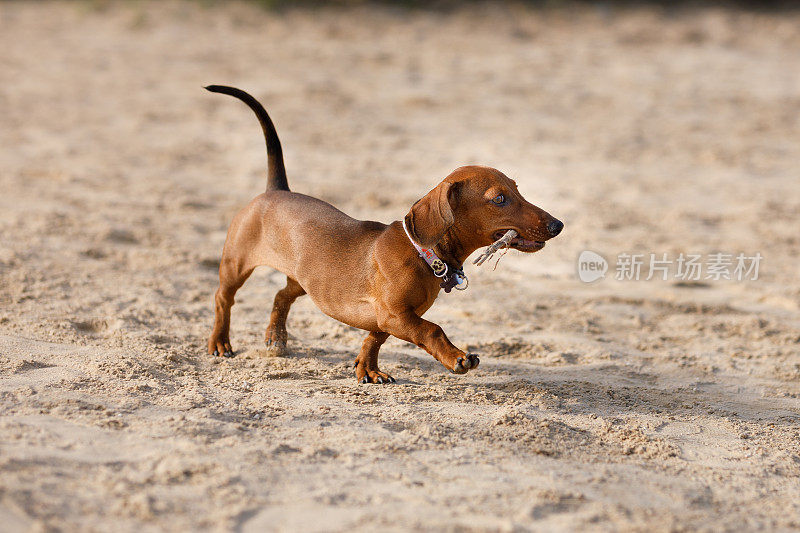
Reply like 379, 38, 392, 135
1, 1, 800, 531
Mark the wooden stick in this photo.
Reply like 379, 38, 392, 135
472, 230, 518, 266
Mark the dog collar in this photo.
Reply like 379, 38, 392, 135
401, 220, 468, 292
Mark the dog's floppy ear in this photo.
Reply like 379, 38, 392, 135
404, 180, 460, 249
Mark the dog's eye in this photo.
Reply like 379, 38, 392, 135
491, 194, 506, 205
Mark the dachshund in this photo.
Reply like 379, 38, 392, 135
205, 86, 563, 383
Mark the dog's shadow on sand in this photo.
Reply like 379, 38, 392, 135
477, 363, 800, 429
234, 343, 799, 430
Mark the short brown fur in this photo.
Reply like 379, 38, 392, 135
205, 86, 563, 383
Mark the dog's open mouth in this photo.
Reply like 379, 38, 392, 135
492, 230, 545, 252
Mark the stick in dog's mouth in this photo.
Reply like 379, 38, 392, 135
473, 230, 518, 266
494, 230, 545, 252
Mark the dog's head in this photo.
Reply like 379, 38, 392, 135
404, 166, 563, 253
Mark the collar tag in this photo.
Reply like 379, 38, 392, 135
402, 219, 448, 278
402, 220, 469, 292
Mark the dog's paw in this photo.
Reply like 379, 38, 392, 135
452, 353, 480, 374
356, 369, 397, 385
264, 339, 287, 356
209, 337, 234, 358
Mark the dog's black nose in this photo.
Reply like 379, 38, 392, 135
547, 219, 564, 237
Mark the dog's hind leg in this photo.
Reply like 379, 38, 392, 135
208, 257, 254, 358
264, 276, 306, 355
354, 331, 394, 384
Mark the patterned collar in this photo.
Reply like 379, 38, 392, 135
401, 220, 468, 293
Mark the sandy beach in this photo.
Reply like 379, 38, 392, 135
1, 1, 799, 531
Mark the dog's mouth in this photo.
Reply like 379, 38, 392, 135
492, 230, 545, 252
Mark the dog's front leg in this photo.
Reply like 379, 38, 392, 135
378, 310, 479, 374
354, 331, 394, 384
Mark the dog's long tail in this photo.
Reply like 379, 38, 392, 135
204, 85, 289, 192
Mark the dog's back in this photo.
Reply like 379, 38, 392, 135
226, 189, 387, 329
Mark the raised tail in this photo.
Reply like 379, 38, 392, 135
204, 85, 289, 191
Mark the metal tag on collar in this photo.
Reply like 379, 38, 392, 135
453, 270, 469, 290
430, 258, 448, 278
402, 219, 467, 290
403, 219, 449, 278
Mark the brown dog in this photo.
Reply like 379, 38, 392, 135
205, 86, 563, 383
